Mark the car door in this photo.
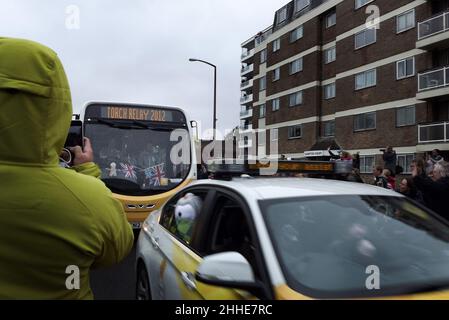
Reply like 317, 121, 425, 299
154, 187, 211, 300
191, 189, 274, 300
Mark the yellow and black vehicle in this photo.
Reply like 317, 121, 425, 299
82, 102, 197, 229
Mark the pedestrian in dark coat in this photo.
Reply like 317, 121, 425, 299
412, 161, 449, 220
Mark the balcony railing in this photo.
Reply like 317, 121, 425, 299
239, 124, 253, 132
240, 79, 253, 89
255, 27, 273, 46
418, 67, 449, 91
241, 64, 254, 75
240, 109, 253, 118
240, 94, 253, 104
418, 11, 449, 40
238, 139, 253, 148
419, 122, 449, 144
241, 48, 255, 60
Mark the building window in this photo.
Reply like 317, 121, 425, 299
259, 104, 266, 119
397, 154, 415, 174
277, 7, 288, 24
273, 38, 281, 52
355, 28, 376, 49
288, 125, 302, 139
326, 12, 336, 28
397, 9, 415, 33
259, 76, 266, 91
324, 83, 336, 99
324, 121, 335, 137
273, 68, 280, 81
396, 57, 415, 80
290, 25, 304, 43
289, 58, 303, 74
260, 49, 267, 64
289, 91, 303, 107
294, 0, 310, 13
355, 69, 376, 90
354, 112, 376, 131
272, 98, 280, 111
324, 46, 336, 64
396, 105, 416, 127
360, 155, 375, 174
355, 0, 374, 10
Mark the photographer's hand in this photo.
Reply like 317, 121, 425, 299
71, 137, 94, 166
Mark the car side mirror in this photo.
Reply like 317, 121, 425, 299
195, 252, 262, 293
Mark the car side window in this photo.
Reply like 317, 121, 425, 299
160, 191, 206, 246
204, 194, 258, 276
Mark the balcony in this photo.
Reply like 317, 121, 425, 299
419, 122, 449, 144
241, 48, 255, 62
417, 66, 449, 100
240, 108, 253, 119
240, 94, 253, 105
240, 79, 253, 90
417, 11, 449, 50
255, 27, 273, 46
241, 64, 254, 77
239, 124, 253, 133
238, 139, 253, 149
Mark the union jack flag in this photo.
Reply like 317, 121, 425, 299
120, 163, 137, 180
145, 163, 166, 186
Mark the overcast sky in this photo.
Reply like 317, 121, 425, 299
1, 0, 286, 138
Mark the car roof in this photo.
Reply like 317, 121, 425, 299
190, 177, 402, 200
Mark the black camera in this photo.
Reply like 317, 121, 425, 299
62, 120, 84, 166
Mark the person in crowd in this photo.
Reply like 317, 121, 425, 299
382, 146, 397, 176
328, 147, 353, 161
383, 169, 396, 190
398, 177, 424, 205
426, 149, 444, 176
372, 166, 388, 189
0, 37, 134, 299
352, 153, 361, 170
412, 161, 449, 220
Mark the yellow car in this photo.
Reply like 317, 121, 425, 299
136, 177, 449, 300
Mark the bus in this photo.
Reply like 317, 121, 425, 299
82, 102, 197, 230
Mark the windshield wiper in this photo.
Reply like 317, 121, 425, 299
132, 121, 150, 129
96, 119, 148, 130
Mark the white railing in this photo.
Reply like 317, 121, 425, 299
419, 122, 449, 143
240, 94, 253, 104
418, 67, 449, 91
240, 79, 253, 89
238, 139, 253, 148
241, 48, 255, 60
240, 109, 253, 118
418, 11, 449, 40
239, 124, 253, 132
255, 27, 273, 46
241, 64, 254, 75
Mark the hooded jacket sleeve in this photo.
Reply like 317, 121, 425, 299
90, 188, 134, 269
71, 162, 102, 179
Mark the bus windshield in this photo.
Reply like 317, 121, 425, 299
84, 104, 192, 196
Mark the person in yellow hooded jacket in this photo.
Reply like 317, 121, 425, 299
0, 37, 134, 299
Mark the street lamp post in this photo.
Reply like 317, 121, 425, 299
189, 58, 217, 141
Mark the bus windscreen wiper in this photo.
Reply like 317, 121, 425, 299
96, 119, 148, 129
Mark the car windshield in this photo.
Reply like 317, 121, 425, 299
260, 195, 449, 298
85, 122, 191, 196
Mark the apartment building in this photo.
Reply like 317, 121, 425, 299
240, 0, 449, 174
